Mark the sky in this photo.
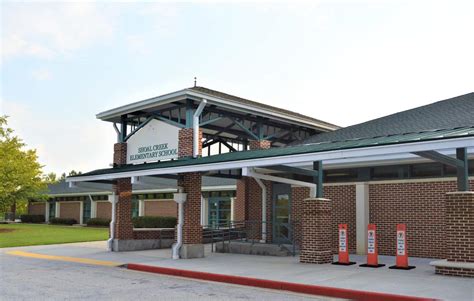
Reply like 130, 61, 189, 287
1, 0, 473, 175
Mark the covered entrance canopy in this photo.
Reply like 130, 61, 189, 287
68, 126, 474, 192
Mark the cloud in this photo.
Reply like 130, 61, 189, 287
1, 2, 114, 62
31, 68, 52, 81
2, 99, 115, 175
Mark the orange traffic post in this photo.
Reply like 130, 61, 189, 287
332, 224, 356, 265
389, 224, 416, 270
360, 224, 385, 268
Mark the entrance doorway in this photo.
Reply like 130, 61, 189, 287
272, 183, 291, 244
208, 197, 232, 228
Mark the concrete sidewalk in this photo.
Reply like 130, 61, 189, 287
2, 241, 473, 301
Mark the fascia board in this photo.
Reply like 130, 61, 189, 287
96, 89, 188, 120
67, 136, 474, 183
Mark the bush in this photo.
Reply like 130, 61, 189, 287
50, 217, 76, 225
86, 218, 110, 227
20, 214, 45, 223
132, 216, 177, 228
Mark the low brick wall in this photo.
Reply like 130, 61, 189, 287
133, 228, 175, 240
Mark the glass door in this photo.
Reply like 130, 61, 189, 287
208, 197, 231, 228
272, 184, 291, 244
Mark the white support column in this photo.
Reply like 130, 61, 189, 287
91, 199, 97, 218
356, 183, 369, 255
230, 197, 235, 222
45, 202, 50, 223
79, 201, 84, 224
138, 199, 145, 216
55, 202, 61, 218
201, 196, 208, 226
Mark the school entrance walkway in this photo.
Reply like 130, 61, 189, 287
2, 241, 472, 300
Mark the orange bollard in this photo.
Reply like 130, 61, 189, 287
360, 224, 385, 268
389, 224, 416, 270
332, 224, 356, 265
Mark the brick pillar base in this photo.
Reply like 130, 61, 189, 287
433, 192, 474, 277
178, 172, 204, 258
300, 198, 333, 264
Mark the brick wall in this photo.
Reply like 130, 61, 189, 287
234, 178, 248, 221
291, 187, 310, 247
59, 202, 80, 223
325, 185, 357, 254
96, 201, 112, 219
300, 198, 333, 264
28, 202, 46, 216
368, 180, 465, 258
144, 200, 177, 217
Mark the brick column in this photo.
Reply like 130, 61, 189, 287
179, 173, 202, 244
235, 139, 272, 240
434, 192, 474, 277
300, 197, 333, 264
112, 143, 134, 244
178, 128, 202, 158
177, 128, 204, 258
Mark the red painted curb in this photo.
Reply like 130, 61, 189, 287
126, 263, 438, 301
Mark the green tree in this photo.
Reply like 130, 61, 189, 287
0, 116, 46, 218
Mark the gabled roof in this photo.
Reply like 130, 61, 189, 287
188, 86, 340, 130
96, 86, 340, 132
295, 92, 474, 145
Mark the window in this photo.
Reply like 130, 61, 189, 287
410, 163, 443, 178
208, 197, 232, 228
132, 199, 139, 218
83, 200, 91, 223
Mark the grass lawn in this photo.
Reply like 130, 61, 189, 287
0, 223, 108, 248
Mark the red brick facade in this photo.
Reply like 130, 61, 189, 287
291, 187, 310, 247
369, 181, 456, 258
59, 202, 81, 223
144, 200, 177, 217
28, 202, 46, 216
325, 185, 357, 254
133, 229, 175, 240
300, 198, 333, 264
178, 172, 203, 244
435, 266, 474, 277
114, 178, 134, 240
113, 143, 127, 165
96, 201, 112, 219
178, 128, 202, 158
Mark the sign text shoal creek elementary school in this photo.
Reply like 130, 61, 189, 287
129, 143, 178, 162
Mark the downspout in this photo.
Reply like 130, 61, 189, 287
193, 99, 207, 158
107, 193, 117, 252
254, 178, 267, 242
172, 188, 187, 259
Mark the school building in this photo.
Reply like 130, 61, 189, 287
30, 87, 474, 277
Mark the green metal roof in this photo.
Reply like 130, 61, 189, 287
71, 126, 474, 179
295, 92, 474, 145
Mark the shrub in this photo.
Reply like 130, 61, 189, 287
50, 218, 76, 225
20, 214, 45, 223
132, 216, 177, 228
86, 218, 111, 227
